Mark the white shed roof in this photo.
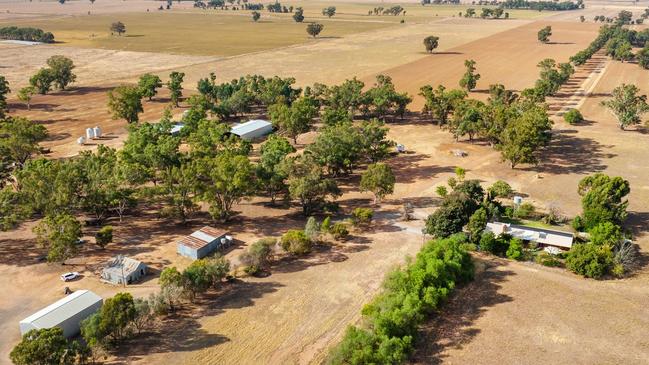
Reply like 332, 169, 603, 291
230, 119, 272, 137
20, 290, 102, 330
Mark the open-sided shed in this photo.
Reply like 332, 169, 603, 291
19, 290, 103, 338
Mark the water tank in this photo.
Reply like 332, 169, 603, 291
93, 126, 101, 138
85, 128, 95, 139
77, 136, 85, 145
513, 196, 523, 205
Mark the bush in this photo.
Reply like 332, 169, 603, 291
239, 238, 275, 275
563, 108, 584, 124
565, 243, 614, 279
506, 238, 524, 260
321, 216, 331, 233
304, 217, 320, 242
535, 252, 562, 267
95, 226, 113, 248
515, 202, 535, 219
330, 222, 349, 240
488, 180, 513, 198
588, 222, 622, 246
479, 232, 509, 256
280, 230, 312, 255
327, 234, 474, 364
351, 208, 373, 227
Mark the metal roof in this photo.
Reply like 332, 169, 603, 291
102, 256, 145, 277
178, 226, 228, 250
20, 290, 102, 330
230, 119, 272, 137
486, 222, 574, 249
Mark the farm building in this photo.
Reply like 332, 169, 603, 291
230, 119, 273, 140
19, 290, 103, 338
177, 226, 233, 260
100, 256, 147, 285
485, 222, 574, 250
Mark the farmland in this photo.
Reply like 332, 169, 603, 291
1, 0, 649, 364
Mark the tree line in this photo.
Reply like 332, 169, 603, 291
0, 26, 55, 43
328, 234, 474, 364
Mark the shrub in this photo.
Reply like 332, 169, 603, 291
535, 252, 562, 267
515, 202, 535, 218
304, 217, 320, 242
239, 238, 275, 275
280, 230, 312, 255
613, 239, 638, 274
563, 108, 584, 124
479, 232, 509, 256
351, 208, 373, 227
321, 216, 331, 233
95, 226, 113, 248
506, 238, 524, 260
330, 222, 349, 240
565, 243, 614, 279
488, 180, 513, 198
436, 185, 448, 197
588, 222, 622, 246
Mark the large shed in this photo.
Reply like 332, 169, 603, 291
230, 119, 273, 141
485, 222, 574, 250
100, 256, 147, 285
177, 227, 232, 260
19, 290, 103, 338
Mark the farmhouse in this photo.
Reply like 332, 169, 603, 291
485, 222, 574, 250
100, 256, 147, 285
19, 290, 103, 338
230, 119, 274, 141
177, 226, 233, 260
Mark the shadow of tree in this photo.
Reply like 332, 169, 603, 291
388, 153, 453, 184
108, 280, 283, 363
531, 129, 614, 175
411, 257, 515, 364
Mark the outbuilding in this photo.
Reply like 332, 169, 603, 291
19, 290, 103, 338
100, 256, 147, 285
485, 222, 574, 250
177, 226, 233, 260
230, 119, 273, 141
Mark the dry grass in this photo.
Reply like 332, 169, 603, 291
1, 2, 649, 365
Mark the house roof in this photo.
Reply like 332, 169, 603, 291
230, 119, 272, 137
178, 226, 228, 250
20, 290, 102, 329
485, 222, 574, 249
102, 256, 145, 277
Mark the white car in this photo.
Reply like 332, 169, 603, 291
60, 272, 80, 282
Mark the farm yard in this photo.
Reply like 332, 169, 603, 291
1, 0, 649, 364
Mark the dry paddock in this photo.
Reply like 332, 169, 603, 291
1, 6, 649, 365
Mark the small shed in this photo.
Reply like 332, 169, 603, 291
230, 119, 273, 141
19, 290, 103, 338
177, 227, 232, 260
100, 256, 147, 285
485, 222, 574, 250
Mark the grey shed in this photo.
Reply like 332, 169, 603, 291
100, 256, 147, 285
19, 290, 103, 338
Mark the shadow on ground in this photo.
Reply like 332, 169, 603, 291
411, 257, 515, 364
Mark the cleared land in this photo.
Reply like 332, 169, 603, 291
2, 2, 649, 365
4, 17, 531, 158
